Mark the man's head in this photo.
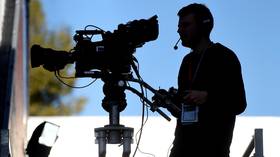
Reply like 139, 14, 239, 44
177, 3, 213, 48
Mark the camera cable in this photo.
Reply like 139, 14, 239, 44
131, 61, 156, 157
54, 70, 97, 88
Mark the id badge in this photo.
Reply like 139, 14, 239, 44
181, 104, 199, 125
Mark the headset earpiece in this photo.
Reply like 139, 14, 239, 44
202, 19, 211, 24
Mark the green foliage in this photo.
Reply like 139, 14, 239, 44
29, 0, 86, 116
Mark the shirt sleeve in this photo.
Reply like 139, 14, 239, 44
206, 49, 247, 115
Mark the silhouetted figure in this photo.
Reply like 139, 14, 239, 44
168, 3, 247, 157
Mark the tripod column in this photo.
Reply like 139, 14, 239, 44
107, 101, 122, 144
109, 101, 120, 125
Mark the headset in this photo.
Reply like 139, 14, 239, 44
174, 18, 212, 50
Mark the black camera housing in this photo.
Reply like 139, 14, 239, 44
31, 15, 159, 76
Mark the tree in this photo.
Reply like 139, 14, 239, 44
29, 0, 86, 116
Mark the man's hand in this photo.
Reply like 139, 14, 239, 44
152, 89, 169, 108
183, 90, 208, 106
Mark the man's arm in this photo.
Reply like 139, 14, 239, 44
207, 50, 247, 115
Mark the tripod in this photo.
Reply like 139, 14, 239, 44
77, 71, 180, 157
94, 75, 134, 157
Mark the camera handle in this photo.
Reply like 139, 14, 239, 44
127, 78, 181, 118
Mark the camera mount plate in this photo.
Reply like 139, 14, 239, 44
95, 125, 134, 157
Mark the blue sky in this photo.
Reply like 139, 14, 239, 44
41, 0, 280, 116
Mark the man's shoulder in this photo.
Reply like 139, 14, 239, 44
212, 43, 234, 54
210, 43, 241, 65
210, 43, 238, 59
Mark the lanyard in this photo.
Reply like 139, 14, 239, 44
188, 43, 212, 90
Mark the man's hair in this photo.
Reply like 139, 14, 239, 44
178, 3, 214, 37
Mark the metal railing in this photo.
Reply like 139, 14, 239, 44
242, 128, 264, 157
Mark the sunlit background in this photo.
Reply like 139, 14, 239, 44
25, 0, 280, 156
37, 0, 280, 116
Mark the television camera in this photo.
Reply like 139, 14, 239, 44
31, 15, 159, 74
30, 15, 180, 157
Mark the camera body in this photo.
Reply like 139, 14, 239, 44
31, 15, 159, 75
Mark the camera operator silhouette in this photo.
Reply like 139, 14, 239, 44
154, 3, 247, 157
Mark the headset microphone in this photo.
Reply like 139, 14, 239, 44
173, 38, 181, 50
